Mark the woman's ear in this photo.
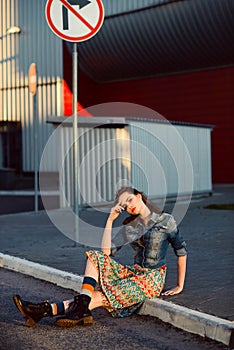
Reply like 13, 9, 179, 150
136, 193, 142, 199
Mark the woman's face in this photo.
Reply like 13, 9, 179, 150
118, 191, 145, 215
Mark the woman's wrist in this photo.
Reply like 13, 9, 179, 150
105, 218, 114, 228
177, 284, 184, 290
107, 217, 114, 224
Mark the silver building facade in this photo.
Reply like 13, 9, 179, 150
0, 0, 63, 173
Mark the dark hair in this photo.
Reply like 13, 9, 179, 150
115, 187, 162, 225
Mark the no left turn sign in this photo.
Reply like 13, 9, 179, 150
45, 0, 104, 42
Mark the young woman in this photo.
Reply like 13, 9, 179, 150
13, 187, 187, 327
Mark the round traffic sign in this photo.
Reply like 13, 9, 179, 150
45, 0, 104, 42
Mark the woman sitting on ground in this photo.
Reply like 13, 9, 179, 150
13, 186, 187, 327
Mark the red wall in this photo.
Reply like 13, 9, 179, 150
63, 44, 234, 183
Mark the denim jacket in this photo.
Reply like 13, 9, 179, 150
111, 212, 187, 268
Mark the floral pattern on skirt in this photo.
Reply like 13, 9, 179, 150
86, 250, 167, 318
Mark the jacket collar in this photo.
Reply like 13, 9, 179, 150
136, 211, 160, 229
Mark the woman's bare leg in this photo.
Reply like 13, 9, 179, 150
62, 256, 103, 312
89, 291, 104, 310
84, 256, 99, 282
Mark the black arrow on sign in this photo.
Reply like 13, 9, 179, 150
62, 0, 91, 30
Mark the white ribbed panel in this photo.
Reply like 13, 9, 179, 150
48, 120, 212, 207
177, 125, 212, 193
129, 120, 212, 197
59, 125, 130, 206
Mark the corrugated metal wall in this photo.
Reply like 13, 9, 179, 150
0, 0, 63, 172
54, 119, 212, 208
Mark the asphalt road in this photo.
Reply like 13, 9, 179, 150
0, 269, 226, 350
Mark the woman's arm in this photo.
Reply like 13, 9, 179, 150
162, 255, 187, 296
101, 204, 124, 256
101, 218, 113, 256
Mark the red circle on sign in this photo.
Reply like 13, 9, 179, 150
45, 0, 104, 42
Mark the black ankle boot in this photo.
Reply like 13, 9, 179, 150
56, 294, 93, 328
13, 294, 52, 327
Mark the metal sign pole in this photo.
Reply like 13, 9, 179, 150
33, 94, 38, 213
73, 42, 79, 245
28, 63, 38, 213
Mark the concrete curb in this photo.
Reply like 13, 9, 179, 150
138, 299, 234, 348
1, 253, 233, 348
0, 253, 83, 292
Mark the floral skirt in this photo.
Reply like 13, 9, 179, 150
86, 250, 166, 318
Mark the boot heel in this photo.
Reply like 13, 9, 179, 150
56, 294, 93, 328
26, 317, 37, 327
13, 295, 36, 327
83, 315, 93, 326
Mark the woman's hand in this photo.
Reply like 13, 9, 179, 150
161, 285, 183, 296
108, 203, 125, 222
162, 256, 186, 296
